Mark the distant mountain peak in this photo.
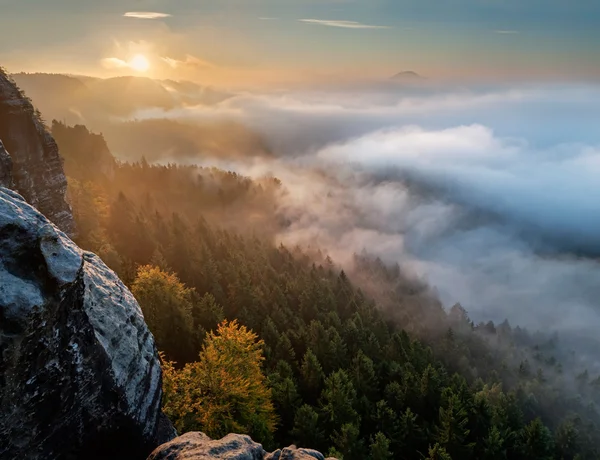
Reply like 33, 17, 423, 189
391, 71, 426, 81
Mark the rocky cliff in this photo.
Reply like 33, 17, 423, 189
0, 69, 74, 235
0, 188, 174, 459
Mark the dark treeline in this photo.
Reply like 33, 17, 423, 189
54, 120, 600, 459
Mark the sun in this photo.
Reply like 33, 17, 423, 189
129, 54, 150, 72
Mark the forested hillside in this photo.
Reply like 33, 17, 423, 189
54, 121, 600, 459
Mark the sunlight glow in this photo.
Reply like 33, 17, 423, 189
129, 54, 150, 72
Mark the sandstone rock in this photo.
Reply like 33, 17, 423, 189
0, 187, 174, 459
265, 446, 325, 460
148, 432, 266, 460
0, 69, 74, 235
148, 433, 336, 460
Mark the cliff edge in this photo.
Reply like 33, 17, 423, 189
0, 69, 74, 235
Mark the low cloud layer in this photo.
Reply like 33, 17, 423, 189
318, 124, 600, 253
132, 81, 600, 342
295, 127, 600, 335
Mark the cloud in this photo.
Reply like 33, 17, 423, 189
101, 57, 130, 69
216, 131, 600, 341
317, 124, 600, 251
298, 122, 600, 334
266, 132, 600, 340
123, 12, 171, 20
161, 55, 215, 70
299, 19, 390, 29
133, 85, 532, 151
129, 81, 600, 343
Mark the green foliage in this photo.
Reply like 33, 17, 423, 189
300, 349, 325, 400
370, 432, 393, 460
292, 405, 324, 449
427, 443, 453, 460
193, 292, 225, 342
269, 367, 301, 435
320, 370, 359, 428
435, 393, 474, 458
333, 423, 364, 460
519, 418, 555, 460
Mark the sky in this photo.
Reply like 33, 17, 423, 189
0, 0, 599, 85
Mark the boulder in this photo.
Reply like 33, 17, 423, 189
148, 433, 265, 460
0, 187, 174, 459
265, 446, 326, 460
0, 69, 74, 235
148, 433, 336, 460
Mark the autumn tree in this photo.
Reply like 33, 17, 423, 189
162, 320, 277, 444
131, 265, 195, 362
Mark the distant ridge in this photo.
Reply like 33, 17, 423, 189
390, 70, 426, 81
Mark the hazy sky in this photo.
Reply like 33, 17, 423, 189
0, 0, 598, 84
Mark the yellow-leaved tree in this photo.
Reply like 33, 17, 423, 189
162, 320, 277, 444
131, 265, 196, 363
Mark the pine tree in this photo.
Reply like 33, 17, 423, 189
369, 432, 392, 460
351, 350, 378, 398
269, 371, 301, 435
435, 393, 474, 458
482, 426, 505, 459
320, 370, 359, 428
333, 423, 364, 460
291, 405, 324, 450
428, 443, 453, 460
520, 418, 554, 460
192, 292, 225, 343
301, 349, 325, 401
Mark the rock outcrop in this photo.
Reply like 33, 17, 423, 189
0, 188, 174, 459
0, 140, 12, 187
0, 69, 74, 235
148, 432, 337, 460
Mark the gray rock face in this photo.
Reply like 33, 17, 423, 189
0, 69, 74, 235
0, 188, 174, 459
148, 433, 336, 460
